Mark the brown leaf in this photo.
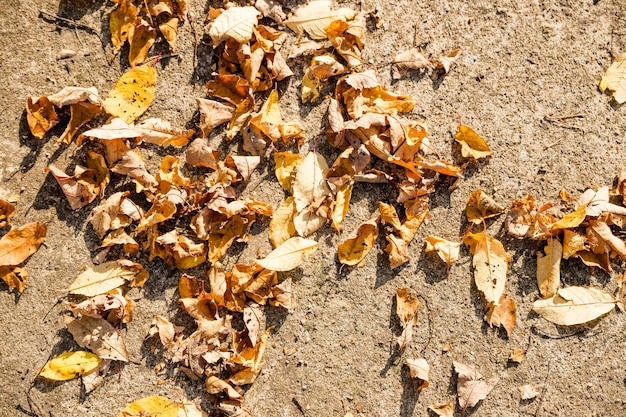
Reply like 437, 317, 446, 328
337, 218, 379, 266
506, 195, 537, 238
134, 118, 193, 147
509, 348, 527, 363
590, 220, 626, 260
64, 315, 130, 362
0, 266, 28, 293
225, 155, 261, 182
89, 191, 143, 239
111, 149, 158, 192
536, 237, 562, 298
255, 0, 286, 23
518, 384, 540, 400
484, 293, 517, 337
0, 222, 47, 266
156, 230, 207, 269
269, 197, 296, 247
396, 288, 422, 352
26, 96, 59, 139
196, 98, 235, 137
208, 6, 260, 45
433, 48, 461, 75
454, 361, 499, 409
392, 48, 429, 79
405, 358, 429, 390
428, 399, 455, 417
285, 0, 356, 40
466, 189, 505, 224
0, 199, 15, 228
185, 138, 220, 170
243, 302, 265, 346
100, 229, 139, 254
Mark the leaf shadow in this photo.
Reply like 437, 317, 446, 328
399, 364, 420, 417
56, 0, 105, 20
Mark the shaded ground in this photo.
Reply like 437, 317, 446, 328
1, 0, 626, 416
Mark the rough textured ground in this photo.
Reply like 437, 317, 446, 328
1, 0, 626, 416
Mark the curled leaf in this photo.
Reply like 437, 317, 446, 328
0, 222, 47, 266
405, 358, 429, 390
466, 189, 504, 224
599, 52, 626, 104
454, 361, 499, 409
424, 235, 460, 266
455, 125, 492, 159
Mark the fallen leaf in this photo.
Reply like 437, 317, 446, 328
590, 220, 626, 260
243, 302, 264, 346
550, 205, 586, 230
118, 396, 181, 417
225, 155, 261, 182
196, 98, 235, 137
111, 149, 158, 191
274, 152, 303, 193
337, 218, 379, 266
518, 384, 539, 400
65, 315, 130, 362
0, 199, 14, 228
424, 235, 460, 266
455, 125, 492, 159
0, 222, 47, 266
38, 351, 101, 381
396, 287, 422, 352
509, 348, 526, 363
159, 17, 179, 51
428, 399, 455, 417
208, 6, 260, 45
46, 159, 108, 210
269, 197, 296, 247
255, 0, 286, 23
599, 52, 626, 104
26, 96, 59, 139
68, 259, 148, 297
285, 0, 356, 40
135, 118, 193, 147
185, 138, 220, 170
255, 237, 318, 271
110, 0, 138, 53
536, 237, 562, 298
463, 232, 510, 304
128, 18, 156, 67
506, 195, 537, 238
392, 48, 429, 79
433, 48, 461, 75
0, 266, 28, 293
104, 64, 157, 124
532, 286, 615, 325
293, 151, 331, 212
405, 358, 429, 390
454, 361, 499, 409
466, 189, 505, 224
484, 293, 517, 337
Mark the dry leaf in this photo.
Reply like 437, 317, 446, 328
110, 0, 138, 53
532, 286, 615, 325
518, 384, 540, 400
255, 237, 318, 271
208, 6, 260, 45
536, 237, 562, 298
506, 195, 537, 238
590, 220, 626, 260
509, 348, 526, 363
65, 315, 130, 362
433, 48, 461, 75
455, 125, 492, 159
225, 155, 261, 182
0, 266, 28, 293
104, 64, 157, 124
274, 152, 303, 193
428, 399, 455, 417
466, 189, 505, 224
269, 197, 296, 247
463, 232, 510, 304
392, 48, 429, 79
337, 218, 379, 266
243, 302, 264, 346
46, 162, 107, 210
599, 52, 626, 104
26, 96, 59, 139
0, 222, 47, 267
38, 351, 101, 381
285, 0, 356, 40
550, 205, 586, 230
396, 288, 422, 352
424, 235, 460, 266
111, 149, 158, 191
68, 259, 148, 297
405, 358, 429, 390
255, 0, 286, 23
196, 98, 235, 137
135, 118, 193, 147
159, 17, 179, 51
454, 361, 499, 409
89, 191, 143, 239
128, 18, 156, 67
484, 293, 517, 337
118, 396, 181, 417
292, 151, 331, 212
185, 138, 220, 169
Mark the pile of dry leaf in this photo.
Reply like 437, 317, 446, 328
5, 0, 625, 416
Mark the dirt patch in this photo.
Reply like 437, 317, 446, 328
1, 1, 626, 416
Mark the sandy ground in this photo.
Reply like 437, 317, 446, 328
1, 0, 626, 416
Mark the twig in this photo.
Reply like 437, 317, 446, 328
543, 112, 586, 135
39, 10, 97, 33
138, 53, 180, 66
188, 11, 199, 75
292, 398, 308, 417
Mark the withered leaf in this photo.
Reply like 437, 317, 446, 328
0, 266, 28, 293
599, 52, 626, 104
255, 0, 286, 23
104, 64, 157, 124
128, 18, 156, 67
428, 399, 455, 417
484, 293, 517, 337
64, 315, 130, 362
550, 205, 586, 230
337, 218, 379, 266
454, 361, 499, 409
433, 48, 461, 75
135, 118, 193, 147
424, 235, 460, 266
518, 384, 540, 400
255, 237, 318, 272
396, 288, 421, 352
509, 348, 527, 363
466, 189, 505, 224
405, 358, 429, 391
269, 197, 296, 247
463, 232, 510, 304
26, 96, 59, 139
285, 0, 356, 40
110, 0, 138, 53
536, 237, 562, 298
208, 6, 260, 45
68, 259, 148, 297
392, 48, 429, 79
196, 98, 235, 137
532, 286, 615, 325
185, 138, 220, 170
455, 125, 492, 159
293, 151, 331, 212
0, 222, 47, 267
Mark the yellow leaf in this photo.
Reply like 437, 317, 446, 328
0, 222, 47, 266
532, 286, 616, 325
0, 266, 28, 293
208, 6, 260, 45
159, 17, 178, 51
109, 0, 137, 52
454, 125, 492, 159
590, 220, 626, 260
274, 152, 303, 193
104, 64, 157, 124
292, 152, 331, 212
599, 52, 626, 104
484, 293, 517, 337
424, 235, 460, 266
118, 396, 180, 417
536, 237, 562, 298
249, 90, 283, 142
128, 18, 156, 67
285, 0, 356, 40
68, 259, 149, 296
550, 205, 586, 230
428, 399, 455, 417
337, 218, 379, 266
463, 232, 510, 304
269, 197, 296, 247
331, 182, 353, 231
301, 70, 322, 103
405, 358, 429, 391
135, 118, 193, 147
255, 237, 318, 271
465, 189, 505, 224
39, 351, 101, 381
509, 348, 526, 364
